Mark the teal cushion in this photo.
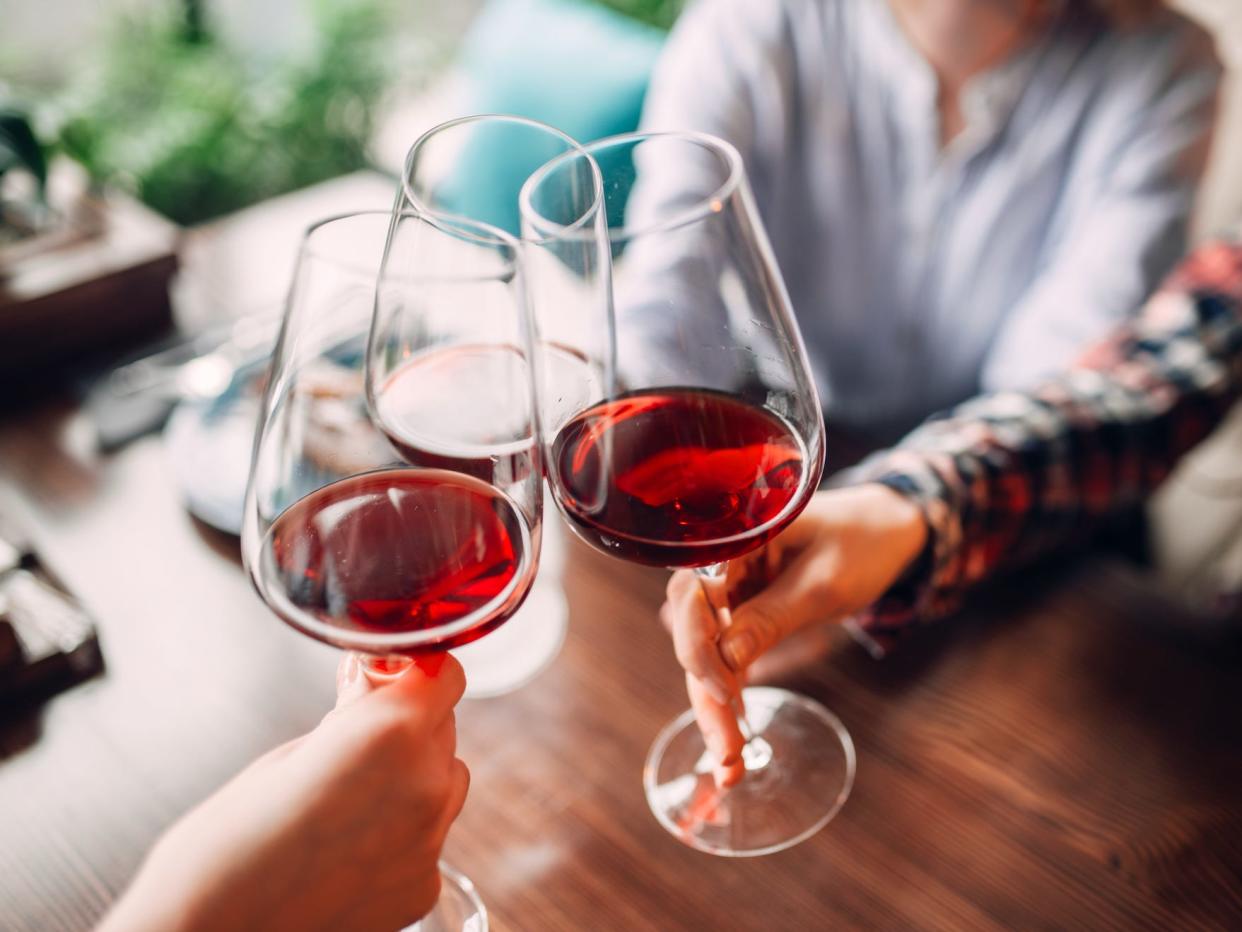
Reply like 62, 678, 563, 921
444, 0, 666, 234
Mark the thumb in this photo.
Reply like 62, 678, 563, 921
334, 652, 373, 709
719, 550, 831, 671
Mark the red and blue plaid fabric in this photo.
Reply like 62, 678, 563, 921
851, 236, 1242, 650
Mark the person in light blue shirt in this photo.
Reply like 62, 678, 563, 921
639, 0, 1222, 441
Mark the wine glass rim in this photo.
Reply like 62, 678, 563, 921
251, 467, 537, 652
400, 113, 606, 247
518, 130, 745, 244
299, 210, 397, 278
301, 209, 522, 281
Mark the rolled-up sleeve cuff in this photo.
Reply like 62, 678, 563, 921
842, 453, 970, 654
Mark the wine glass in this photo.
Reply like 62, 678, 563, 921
520, 132, 855, 856
397, 114, 608, 697
242, 210, 542, 929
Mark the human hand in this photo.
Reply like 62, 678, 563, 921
661, 484, 927, 787
100, 654, 469, 932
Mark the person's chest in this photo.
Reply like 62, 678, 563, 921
756, 6, 1101, 376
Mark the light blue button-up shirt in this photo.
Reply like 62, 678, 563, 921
639, 0, 1221, 439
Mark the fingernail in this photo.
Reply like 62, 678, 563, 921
713, 764, 742, 791
721, 630, 755, 669
413, 654, 446, 678
337, 653, 360, 691
700, 676, 731, 706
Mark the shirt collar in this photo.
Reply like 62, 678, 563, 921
862, 1, 1056, 141
959, 39, 1046, 135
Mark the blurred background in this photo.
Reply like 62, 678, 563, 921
1, 0, 1241, 581
0, 0, 677, 379
1, 0, 682, 224
2, 0, 1239, 362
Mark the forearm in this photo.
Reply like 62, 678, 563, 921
851, 236, 1242, 645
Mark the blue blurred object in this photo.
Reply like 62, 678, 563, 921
451, 0, 666, 234
163, 356, 271, 536
165, 384, 261, 536
165, 341, 375, 535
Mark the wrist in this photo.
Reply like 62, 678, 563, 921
861, 482, 929, 575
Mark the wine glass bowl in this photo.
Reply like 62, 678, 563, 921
398, 114, 611, 432
243, 211, 541, 662
522, 133, 826, 570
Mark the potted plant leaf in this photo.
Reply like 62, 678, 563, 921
53, 0, 397, 228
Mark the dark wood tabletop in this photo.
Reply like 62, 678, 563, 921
2, 392, 1241, 932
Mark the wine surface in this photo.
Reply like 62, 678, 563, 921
375, 343, 535, 483
259, 468, 531, 650
374, 341, 599, 484
550, 388, 812, 566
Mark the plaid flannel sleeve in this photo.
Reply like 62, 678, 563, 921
847, 236, 1242, 651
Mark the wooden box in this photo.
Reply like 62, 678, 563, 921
0, 162, 178, 385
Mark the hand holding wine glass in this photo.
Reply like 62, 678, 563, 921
243, 209, 543, 928
662, 484, 929, 787
99, 656, 467, 932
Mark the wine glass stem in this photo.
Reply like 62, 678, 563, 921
731, 696, 773, 771
693, 567, 773, 772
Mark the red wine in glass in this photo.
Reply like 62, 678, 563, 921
258, 468, 534, 652
372, 341, 600, 483
549, 387, 814, 567
374, 343, 535, 483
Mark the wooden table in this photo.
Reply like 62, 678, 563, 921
2, 393, 1241, 932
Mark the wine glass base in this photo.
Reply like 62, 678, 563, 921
455, 580, 568, 699
643, 687, 855, 857
402, 863, 488, 931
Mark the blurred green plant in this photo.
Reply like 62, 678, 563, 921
0, 108, 49, 242
55, 0, 395, 226
0, 109, 47, 199
587, 0, 685, 30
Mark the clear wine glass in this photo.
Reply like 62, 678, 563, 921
521, 132, 855, 856
242, 210, 542, 929
397, 114, 608, 697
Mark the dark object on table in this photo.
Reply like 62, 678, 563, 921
0, 526, 103, 705
85, 310, 279, 451
0, 161, 177, 393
